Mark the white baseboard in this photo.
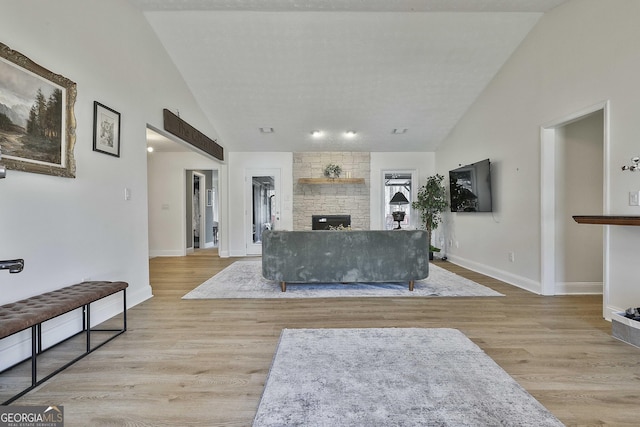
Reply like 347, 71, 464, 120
555, 281, 603, 295
149, 249, 186, 257
605, 304, 626, 322
444, 256, 604, 296
445, 254, 542, 294
128, 284, 154, 307
0, 330, 37, 371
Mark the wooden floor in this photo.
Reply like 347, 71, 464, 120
11, 248, 640, 426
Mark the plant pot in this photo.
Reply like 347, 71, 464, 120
392, 211, 406, 221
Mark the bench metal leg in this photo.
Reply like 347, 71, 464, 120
36, 323, 42, 355
86, 303, 91, 352
31, 326, 37, 386
123, 289, 127, 331
82, 304, 87, 331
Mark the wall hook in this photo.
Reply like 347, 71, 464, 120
622, 156, 640, 172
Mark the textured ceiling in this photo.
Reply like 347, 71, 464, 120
131, 0, 567, 13
132, 0, 567, 153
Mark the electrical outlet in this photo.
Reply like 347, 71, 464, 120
629, 191, 640, 206
508, 252, 515, 263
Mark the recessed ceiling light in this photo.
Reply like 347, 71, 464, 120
392, 128, 408, 134
147, 146, 154, 152
311, 130, 323, 137
345, 130, 357, 138
259, 127, 274, 133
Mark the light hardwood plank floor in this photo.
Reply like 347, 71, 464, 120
9, 248, 640, 426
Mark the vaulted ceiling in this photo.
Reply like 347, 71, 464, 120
132, 0, 567, 153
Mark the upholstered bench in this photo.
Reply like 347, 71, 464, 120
0, 281, 128, 404
262, 230, 430, 292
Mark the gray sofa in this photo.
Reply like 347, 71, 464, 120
261, 230, 430, 291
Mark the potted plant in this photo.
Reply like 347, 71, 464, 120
411, 174, 448, 260
324, 163, 342, 178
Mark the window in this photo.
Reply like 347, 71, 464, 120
383, 171, 414, 230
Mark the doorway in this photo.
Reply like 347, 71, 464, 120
192, 172, 206, 250
184, 170, 217, 252
540, 102, 609, 298
246, 169, 280, 255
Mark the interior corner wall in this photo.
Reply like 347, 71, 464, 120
434, 0, 640, 311
0, 0, 220, 370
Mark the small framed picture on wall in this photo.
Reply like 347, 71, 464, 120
93, 101, 121, 157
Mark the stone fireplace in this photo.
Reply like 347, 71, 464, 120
293, 152, 370, 230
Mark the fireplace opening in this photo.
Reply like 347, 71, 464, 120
312, 215, 351, 230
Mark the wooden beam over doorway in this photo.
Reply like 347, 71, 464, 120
163, 109, 224, 161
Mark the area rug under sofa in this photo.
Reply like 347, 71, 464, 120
183, 261, 503, 299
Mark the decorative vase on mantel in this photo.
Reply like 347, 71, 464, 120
324, 163, 342, 179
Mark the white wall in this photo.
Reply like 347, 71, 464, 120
0, 0, 219, 369
147, 151, 224, 257
227, 152, 293, 257
435, 0, 640, 316
370, 152, 436, 230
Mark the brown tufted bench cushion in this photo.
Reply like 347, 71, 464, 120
0, 281, 128, 340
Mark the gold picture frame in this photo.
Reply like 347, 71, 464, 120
0, 42, 77, 178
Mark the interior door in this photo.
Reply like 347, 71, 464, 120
192, 172, 206, 249
246, 169, 280, 255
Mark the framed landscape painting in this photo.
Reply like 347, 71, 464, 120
0, 42, 77, 178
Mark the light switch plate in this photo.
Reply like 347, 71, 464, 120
629, 191, 640, 206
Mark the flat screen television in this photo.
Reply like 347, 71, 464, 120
449, 159, 493, 212
312, 215, 351, 230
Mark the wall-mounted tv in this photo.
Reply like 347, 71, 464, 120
449, 159, 493, 212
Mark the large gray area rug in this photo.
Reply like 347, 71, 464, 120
183, 260, 503, 299
253, 328, 564, 427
